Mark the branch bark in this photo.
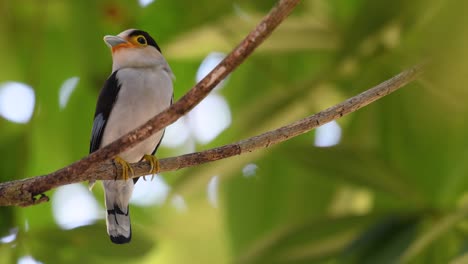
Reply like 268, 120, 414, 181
0, 63, 424, 207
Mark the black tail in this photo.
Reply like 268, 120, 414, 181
106, 205, 132, 244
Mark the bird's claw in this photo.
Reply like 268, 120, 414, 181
142, 154, 160, 181
114, 156, 134, 181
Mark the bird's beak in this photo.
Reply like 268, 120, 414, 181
104, 35, 127, 48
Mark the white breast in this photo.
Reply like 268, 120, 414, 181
101, 66, 173, 162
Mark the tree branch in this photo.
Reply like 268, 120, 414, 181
0, 62, 424, 207
67, 63, 426, 177
0, 0, 301, 207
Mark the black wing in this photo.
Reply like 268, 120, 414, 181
90, 71, 121, 153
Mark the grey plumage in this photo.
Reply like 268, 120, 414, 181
90, 29, 173, 244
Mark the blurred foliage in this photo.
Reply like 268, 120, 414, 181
0, 0, 468, 263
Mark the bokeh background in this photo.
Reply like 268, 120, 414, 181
1, 0, 468, 263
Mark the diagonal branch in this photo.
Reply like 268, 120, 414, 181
0, 0, 301, 207
0, 63, 424, 206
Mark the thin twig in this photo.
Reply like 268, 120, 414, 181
0, 63, 424, 207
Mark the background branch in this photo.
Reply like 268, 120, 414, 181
0, 63, 423, 207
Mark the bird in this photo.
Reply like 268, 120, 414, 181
89, 29, 174, 244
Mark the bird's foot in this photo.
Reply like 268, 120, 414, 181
113, 156, 134, 181
142, 154, 160, 181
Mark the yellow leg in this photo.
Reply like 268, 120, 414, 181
114, 156, 134, 181
142, 154, 160, 181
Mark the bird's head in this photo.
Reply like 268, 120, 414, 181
104, 29, 165, 70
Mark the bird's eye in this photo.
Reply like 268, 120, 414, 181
136, 36, 147, 45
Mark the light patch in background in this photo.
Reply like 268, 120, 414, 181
131, 175, 170, 206
233, 3, 253, 21
138, 0, 155, 7
207, 176, 219, 208
161, 117, 191, 148
59, 77, 79, 109
329, 186, 374, 217
242, 163, 258, 178
52, 184, 102, 229
171, 194, 187, 213
188, 94, 232, 144
196, 52, 228, 90
17, 256, 43, 264
314, 121, 342, 147
0, 82, 35, 123
0, 227, 18, 243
